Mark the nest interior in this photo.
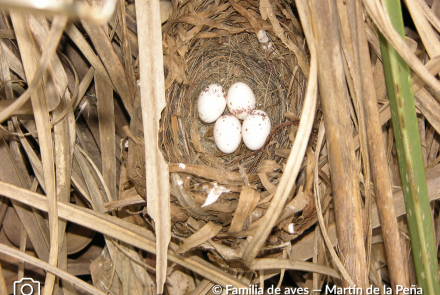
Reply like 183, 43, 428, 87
160, 32, 307, 172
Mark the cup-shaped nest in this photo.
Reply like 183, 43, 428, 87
160, 33, 307, 173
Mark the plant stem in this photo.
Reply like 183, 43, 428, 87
379, 0, 440, 293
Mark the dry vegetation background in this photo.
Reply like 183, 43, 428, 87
0, 0, 439, 294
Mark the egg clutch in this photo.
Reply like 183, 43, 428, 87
197, 82, 271, 154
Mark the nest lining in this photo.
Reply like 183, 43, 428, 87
160, 32, 307, 173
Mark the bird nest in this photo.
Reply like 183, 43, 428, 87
160, 33, 306, 171
126, 0, 312, 271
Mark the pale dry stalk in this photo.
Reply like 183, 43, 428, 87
309, 0, 368, 288
355, 0, 408, 289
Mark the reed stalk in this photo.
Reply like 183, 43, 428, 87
379, 0, 440, 293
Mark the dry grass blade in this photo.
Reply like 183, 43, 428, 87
362, 0, 440, 93
136, 1, 171, 292
81, 17, 134, 116
0, 181, 249, 289
312, 119, 355, 286
26, 13, 77, 295
242, 0, 318, 267
404, 0, 440, 58
0, 132, 50, 261
10, 12, 68, 295
0, 39, 25, 78
0, 29, 14, 39
180, 222, 222, 253
63, 24, 113, 88
310, 121, 328, 292
74, 67, 95, 110
418, 0, 440, 33
104, 193, 145, 212
257, 172, 277, 194
0, 100, 32, 117
0, 14, 66, 123
250, 259, 340, 280
314, 180, 355, 286
415, 89, 440, 134
51, 50, 76, 295
75, 145, 136, 294
170, 173, 210, 217
189, 280, 214, 295
118, 0, 134, 85
0, 243, 106, 295
228, 186, 260, 234
26, 15, 65, 110
411, 56, 440, 94
337, 0, 373, 263
13, 127, 45, 187
74, 147, 106, 212
96, 72, 117, 201
169, 163, 257, 185
291, 167, 440, 261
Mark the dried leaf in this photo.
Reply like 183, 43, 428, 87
415, 88, 440, 135
276, 191, 308, 224
27, 15, 67, 110
10, 12, 66, 295
166, 265, 195, 295
0, 181, 249, 289
257, 173, 277, 194
81, 19, 134, 115
180, 221, 222, 253
0, 243, 106, 295
104, 192, 145, 212
0, 139, 50, 260
171, 173, 209, 216
64, 23, 113, 87
96, 72, 117, 201
0, 39, 25, 79
291, 168, 440, 261
250, 258, 340, 279
136, 1, 171, 292
256, 160, 281, 173
169, 163, 258, 185
363, 0, 440, 93
228, 186, 260, 234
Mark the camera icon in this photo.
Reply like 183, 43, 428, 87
14, 278, 40, 295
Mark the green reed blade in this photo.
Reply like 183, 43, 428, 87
379, 1, 440, 294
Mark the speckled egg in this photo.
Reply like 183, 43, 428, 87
242, 110, 271, 150
227, 82, 256, 120
214, 114, 242, 154
198, 84, 227, 123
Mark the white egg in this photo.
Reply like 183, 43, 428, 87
227, 82, 256, 120
198, 84, 227, 123
242, 110, 271, 150
214, 115, 242, 154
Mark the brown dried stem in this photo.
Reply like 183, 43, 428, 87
310, 0, 367, 288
